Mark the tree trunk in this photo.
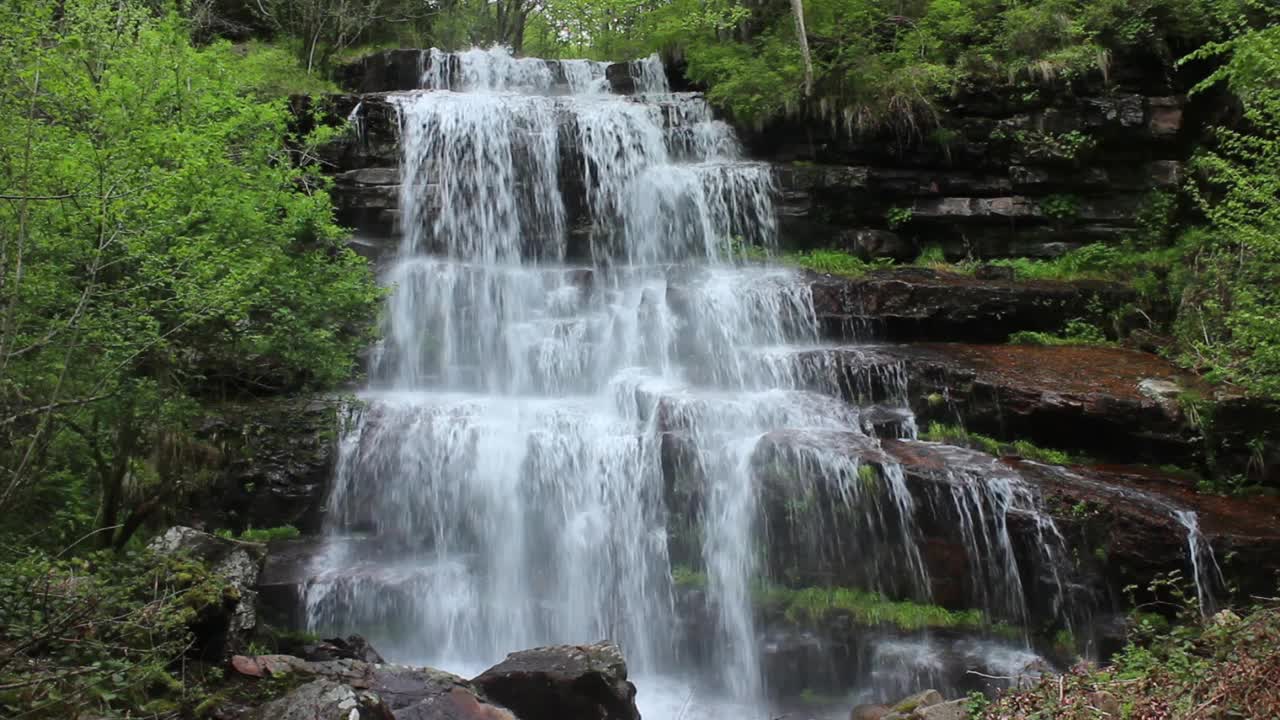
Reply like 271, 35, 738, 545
790, 0, 814, 98
99, 408, 138, 548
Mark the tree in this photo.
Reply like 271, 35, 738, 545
0, 0, 380, 547
791, 0, 814, 97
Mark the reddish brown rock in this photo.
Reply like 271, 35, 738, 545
808, 268, 1135, 342
895, 343, 1201, 462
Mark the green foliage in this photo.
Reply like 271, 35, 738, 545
916, 245, 948, 265
1173, 11, 1280, 396
0, 548, 235, 718
757, 584, 985, 630
774, 249, 893, 276
1009, 318, 1111, 346
982, 593, 1280, 718
1040, 193, 1080, 221
0, 0, 380, 541
886, 206, 914, 229
215, 525, 302, 543
219, 42, 342, 98
671, 564, 708, 588
621, 0, 1212, 130
921, 422, 1075, 464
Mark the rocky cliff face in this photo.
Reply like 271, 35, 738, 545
745, 71, 1187, 260
312, 53, 1189, 266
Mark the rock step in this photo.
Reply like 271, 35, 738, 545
808, 267, 1135, 342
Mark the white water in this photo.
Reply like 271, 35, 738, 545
306, 47, 1065, 712
1174, 509, 1225, 616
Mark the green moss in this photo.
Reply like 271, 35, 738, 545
1053, 628, 1078, 653
756, 584, 985, 631
921, 422, 1079, 465
857, 463, 881, 490
671, 565, 708, 589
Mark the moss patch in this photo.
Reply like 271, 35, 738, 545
756, 585, 985, 631
921, 422, 1077, 465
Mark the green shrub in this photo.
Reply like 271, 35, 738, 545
756, 584, 986, 630
217, 525, 302, 543
980, 600, 1280, 718
0, 548, 235, 718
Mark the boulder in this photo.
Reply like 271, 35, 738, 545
303, 635, 387, 665
251, 679, 392, 720
226, 654, 521, 720
605, 63, 636, 94
1086, 690, 1121, 717
148, 526, 265, 658
912, 699, 966, 720
471, 641, 640, 720
892, 689, 944, 714
851, 704, 892, 720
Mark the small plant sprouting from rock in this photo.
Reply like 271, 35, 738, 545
755, 584, 986, 631
1040, 193, 1080, 222
921, 422, 1075, 465
886, 206, 914, 230
216, 525, 302, 543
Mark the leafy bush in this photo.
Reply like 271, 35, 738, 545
622, 0, 1212, 131
0, 548, 235, 718
980, 600, 1280, 718
1173, 17, 1280, 396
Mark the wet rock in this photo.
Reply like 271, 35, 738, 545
231, 653, 311, 678
471, 641, 640, 720
973, 264, 1014, 281
256, 536, 398, 628
843, 229, 914, 261
337, 49, 429, 93
149, 526, 265, 658
304, 635, 387, 665
605, 63, 636, 94
225, 654, 520, 720
808, 268, 1134, 342
761, 629, 838, 697
893, 343, 1199, 463
851, 704, 892, 720
892, 689, 944, 714
252, 678, 392, 720
912, 699, 966, 720
749, 429, 1280, 624
186, 396, 344, 535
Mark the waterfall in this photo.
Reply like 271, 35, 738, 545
1174, 510, 1225, 616
307, 47, 1070, 711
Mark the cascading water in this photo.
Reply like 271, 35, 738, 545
305, 46, 1070, 715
